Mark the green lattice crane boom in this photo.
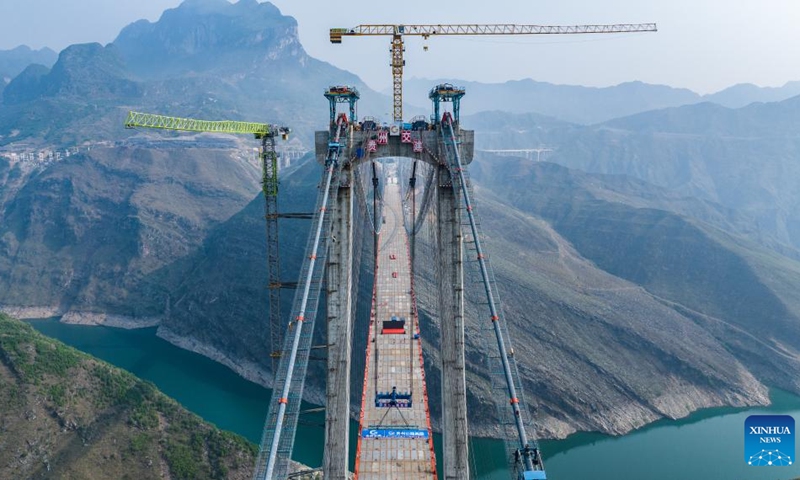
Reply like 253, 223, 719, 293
124, 110, 290, 369
125, 111, 290, 139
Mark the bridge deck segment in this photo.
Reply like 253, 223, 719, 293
355, 182, 436, 480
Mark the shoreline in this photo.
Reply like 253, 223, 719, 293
0, 305, 160, 329
155, 326, 276, 392
155, 327, 329, 408
2, 305, 331, 408
14, 313, 800, 479
6, 306, 773, 440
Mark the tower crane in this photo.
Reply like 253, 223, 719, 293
124, 111, 291, 371
331, 23, 657, 122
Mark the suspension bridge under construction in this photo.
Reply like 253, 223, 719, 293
126, 21, 657, 480
253, 82, 544, 480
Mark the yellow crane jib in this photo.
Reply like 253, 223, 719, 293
330, 23, 657, 122
124, 111, 290, 140
331, 23, 656, 39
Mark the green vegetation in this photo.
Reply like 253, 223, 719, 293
129, 401, 159, 430
129, 432, 150, 453
165, 443, 199, 479
0, 314, 80, 381
0, 313, 256, 479
47, 383, 67, 406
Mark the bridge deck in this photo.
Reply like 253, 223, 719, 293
355, 182, 436, 480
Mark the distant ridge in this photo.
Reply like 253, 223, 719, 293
404, 77, 800, 124
0, 45, 57, 80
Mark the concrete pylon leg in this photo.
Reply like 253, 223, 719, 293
437, 170, 469, 480
324, 166, 354, 479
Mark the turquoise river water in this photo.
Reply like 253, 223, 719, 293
29, 319, 800, 480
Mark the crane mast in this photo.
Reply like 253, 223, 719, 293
331, 22, 657, 122
124, 111, 291, 375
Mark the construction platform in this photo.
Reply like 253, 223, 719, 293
315, 128, 473, 166
354, 181, 437, 479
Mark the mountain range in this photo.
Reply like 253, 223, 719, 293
1, 0, 800, 442
0, 0, 386, 148
0, 45, 57, 101
402, 77, 800, 124
464, 96, 800, 252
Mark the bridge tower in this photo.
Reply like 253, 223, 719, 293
434, 127, 471, 480
322, 102, 356, 479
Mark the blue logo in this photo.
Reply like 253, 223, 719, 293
745, 415, 794, 466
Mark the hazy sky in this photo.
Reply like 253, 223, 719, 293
1, 0, 799, 94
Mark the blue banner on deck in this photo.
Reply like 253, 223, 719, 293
361, 428, 429, 439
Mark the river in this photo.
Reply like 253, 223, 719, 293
28, 319, 800, 480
